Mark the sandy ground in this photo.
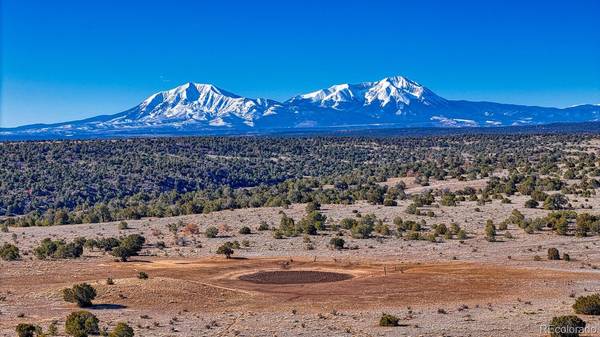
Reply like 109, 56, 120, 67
3, 176, 600, 336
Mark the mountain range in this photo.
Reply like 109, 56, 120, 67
2, 76, 599, 139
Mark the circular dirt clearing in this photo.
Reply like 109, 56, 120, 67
239, 270, 353, 284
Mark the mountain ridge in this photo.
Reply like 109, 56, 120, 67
2, 76, 599, 138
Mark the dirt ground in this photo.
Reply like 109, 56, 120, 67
2, 256, 599, 337
3, 176, 600, 336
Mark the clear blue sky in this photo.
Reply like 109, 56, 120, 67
1, 0, 599, 127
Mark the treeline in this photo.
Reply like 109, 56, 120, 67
5, 177, 397, 226
1, 134, 597, 226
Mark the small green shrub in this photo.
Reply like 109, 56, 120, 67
239, 226, 251, 235
329, 237, 345, 250
549, 315, 586, 337
16, 324, 40, 337
449, 223, 460, 234
485, 221, 496, 242
379, 313, 399, 327
111, 234, 145, 262
205, 226, 219, 238
544, 193, 568, 211
63, 283, 97, 307
35, 238, 83, 260
374, 222, 390, 236
108, 322, 134, 337
48, 321, 59, 335
65, 311, 99, 337
305, 201, 321, 212
405, 203, 418, 215
111, 246, 130, 262
54, 242, 84, 259
573, 294, 600, 315
383, 198, 397, 206
0, 243, 20, 261
525, 199, 539, 208
216, 242, 234, 258
434, 223, 448, 235
404, 231, 421, 240
548, 248, 560, 260
425, 232, 438, 243
351, 223, 373, 239
167, 222, 182, 235
119, 234, 145, 253
340, 218, 358, 230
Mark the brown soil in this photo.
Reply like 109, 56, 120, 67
239, 270, 353, 284
2, 256, 599, 336
2, 256, 590, 313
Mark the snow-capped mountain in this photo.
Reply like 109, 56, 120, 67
287, 76, 446, 111
2, 76, 599, 139
120, 82, 285, 128
282, 76, 600, 128
284, 76, 452, 127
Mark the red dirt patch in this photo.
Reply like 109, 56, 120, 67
1, 256, 595, 329
239, 270, 353, 284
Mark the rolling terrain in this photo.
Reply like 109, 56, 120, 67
3, 135, 600, 336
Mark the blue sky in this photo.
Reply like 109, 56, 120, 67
1, 0, 599, 127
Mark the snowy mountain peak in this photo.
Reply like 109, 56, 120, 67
125, 82, 284, 127
372, 76, 425, 98
141, 82, 237, 108
288, 75, 443, 111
